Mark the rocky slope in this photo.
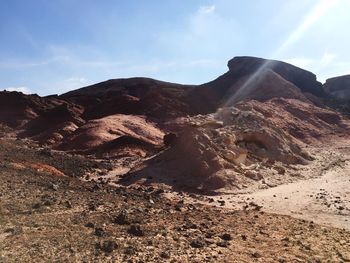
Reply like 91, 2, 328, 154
1, 56, 350, 262
121, 98, 348, 191
0, 56, 349, 191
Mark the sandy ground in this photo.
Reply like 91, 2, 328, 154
201, 137, 350, 230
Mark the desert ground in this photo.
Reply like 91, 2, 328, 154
1, 127, 350, 262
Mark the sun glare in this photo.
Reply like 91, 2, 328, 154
222, 0, 338, 108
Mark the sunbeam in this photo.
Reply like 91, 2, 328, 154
222, 0, 338, 108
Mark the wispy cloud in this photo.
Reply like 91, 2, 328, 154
198, 5, 216, 15
320, 51, 336, 66
1, 86, 32, 94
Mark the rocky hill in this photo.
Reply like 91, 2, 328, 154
1, 56, 350, 262
0, 56, 349, 191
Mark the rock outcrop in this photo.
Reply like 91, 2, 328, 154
121, 97, 348, 191
187, 56, 324, 113
57, 114, 164, 157
227, 56, 324, 97
324, 75, 350, 99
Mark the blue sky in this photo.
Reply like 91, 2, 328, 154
1, 0, 349, 95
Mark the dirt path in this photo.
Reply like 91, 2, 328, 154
238, 160, 350, 229
210, 138, 350, 230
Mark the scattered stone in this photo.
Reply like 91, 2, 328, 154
43, 199, 54, 206
244, 171, 263, 181
190, 238, 206, 248
184, 221, 198, 229
218, 200, 226, 206
94, 227, 105, 237
274, 166, 286, 174
85, 222, 94, 228
97, 240, 118, 253
124, 245, 136, 255
50, 183, 59, 191
217, 240, 229, 248
160, 251, 171, 259
252, 252, 262, 258
205, 231, 215, 239
4, 226, 23, 235
127, 225, 144, 236
32, 203, 41, 209
175, 204, 183, 212
64, 200, 73, 208
221, 233, 232, 241
114, 210, 129, 225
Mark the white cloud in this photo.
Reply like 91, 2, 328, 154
198, 5, 216, 15
320, 51, 336, 66
2, 86, 32, 94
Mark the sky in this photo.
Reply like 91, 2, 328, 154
1, 0, 350, 95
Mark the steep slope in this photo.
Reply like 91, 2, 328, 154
226, 56, 324, 96
186, 56, 324, 113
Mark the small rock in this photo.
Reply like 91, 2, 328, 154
221, 233, 232, 241
94, 227, 105, 237
85, 222, 94, 228
127, 225, 144, 236
114, 210, 129, 225
160, 251, 170, 259
124, 245, 136, 255
64, 201, 72, 208
216, 240, 229, 247
50, 183, 59, 191
218, 200, 226, 206
32, 203, 41, 209
190, 238, 206, 248
274, 166, 286, 175
97, 240, 118, 253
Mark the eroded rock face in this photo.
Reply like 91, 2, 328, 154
324, 75, 350, 99
188, 56, 324, 113
57, 114, 164, 158
123, 97, 349, 191
227, 56, 324, 97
